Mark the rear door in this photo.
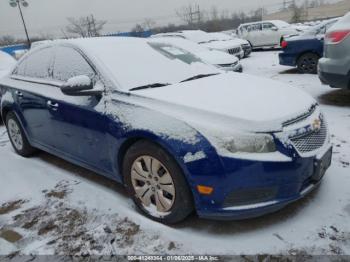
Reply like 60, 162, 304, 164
262, 22, 280, 46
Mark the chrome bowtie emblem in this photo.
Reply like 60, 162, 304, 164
312, 118, 322, 132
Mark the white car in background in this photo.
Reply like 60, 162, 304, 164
206, 32, 252, 57
0, 51, 16, 78
152, 30, 244, 59
149, 37, 242, 72
237, 20, 298, 48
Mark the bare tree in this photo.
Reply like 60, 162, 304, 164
142, 18, 156, 30
131, 24, 145, 37
66, 14, 106, 37
0, 35, 16, 46
176, 4, 202, 26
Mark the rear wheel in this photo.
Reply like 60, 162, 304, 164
297, 53, 319, 74
6, 112, 36, 157
123, 140, 194, 224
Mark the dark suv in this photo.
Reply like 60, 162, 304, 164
279, 19, 338, 74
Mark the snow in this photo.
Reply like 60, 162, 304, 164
1, 50, 350, 256
74, 37, 220, 91
0, 51, 16, 78
65, 75, 91, 87
149, 37, 239, 66
134, 72, 316, 125
183, 151, 207, 163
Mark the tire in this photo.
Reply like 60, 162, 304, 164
6, 112, 36, 157
123, 140, 194, 224
297, 53, 319, 74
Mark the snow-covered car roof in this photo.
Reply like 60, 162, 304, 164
239, 20, 291, 28
149, 37, 239, 66
206, 32, 249, 45
39, 37, 220, 91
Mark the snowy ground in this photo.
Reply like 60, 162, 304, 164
0, 50, 350, 256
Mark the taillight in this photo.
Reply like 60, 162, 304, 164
281, 40, 288, 48
325, 30, 350, 44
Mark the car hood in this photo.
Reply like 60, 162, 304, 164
200, 40, 241, 50
125, 73, 315, 133
196, 50, 239, 65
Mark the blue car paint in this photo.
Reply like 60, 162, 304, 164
279, 36, 323, 67
0, 62, 330, 221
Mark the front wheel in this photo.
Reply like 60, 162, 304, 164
297, 53, 319, 74
123, 140, 194, 224
6, 112, 36, 157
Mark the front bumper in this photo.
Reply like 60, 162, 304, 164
242, 45, 252, 57
193, 146, 332, 220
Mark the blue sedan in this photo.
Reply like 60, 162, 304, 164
0, 37, 332, 223
279, 19, 338, 74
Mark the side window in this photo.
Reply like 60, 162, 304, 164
14, 47, 53, 79
53, 46, 95, 82
252, 24, 262, 31
263, 23, 274, 30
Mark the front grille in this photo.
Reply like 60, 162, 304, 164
242, 44, 251, 50
283, 104, 317, 127
223, 187, 277, 208
290, 120, 327, 154
228, 47, 241, 55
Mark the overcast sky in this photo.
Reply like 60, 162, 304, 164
0, 0, 336, 38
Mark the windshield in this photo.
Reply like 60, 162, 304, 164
148, 42, 203, 65
303, 19, 338, 35
77, 38, 220, 91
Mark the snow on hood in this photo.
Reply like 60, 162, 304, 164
201, 40, 241, 50
197, 50, 238, 65
125, 72, 315, 133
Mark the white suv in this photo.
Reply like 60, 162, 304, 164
237, 20, 298, 48
152, 30, 244, 59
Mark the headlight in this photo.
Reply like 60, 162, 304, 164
221, 134, 276, 154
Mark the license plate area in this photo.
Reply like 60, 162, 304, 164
312, 147, 332, 182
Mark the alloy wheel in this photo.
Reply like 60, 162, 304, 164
131, 155, 176, 216
8, 119, 23, 151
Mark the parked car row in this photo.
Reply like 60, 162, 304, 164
279, 18, 339, 74
0, 36, 332, 224
277, 12, 350, 89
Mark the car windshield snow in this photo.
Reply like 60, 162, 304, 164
75, 38, 220, 92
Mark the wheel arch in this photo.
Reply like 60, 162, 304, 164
296, 50, 321, 62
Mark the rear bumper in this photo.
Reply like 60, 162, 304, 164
279, 52, 297, 67
318, 70, 350, 89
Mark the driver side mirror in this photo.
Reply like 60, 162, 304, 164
271, 26, 278, 31
61, 75, 103, 96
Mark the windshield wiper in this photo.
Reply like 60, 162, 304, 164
180, 73, 219, 83
129, 83, 170, 91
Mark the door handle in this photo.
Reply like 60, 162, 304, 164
15, 91, 23, 98
47, 100, 59, 110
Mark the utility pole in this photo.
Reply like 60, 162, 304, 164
9, 0, 31, 47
